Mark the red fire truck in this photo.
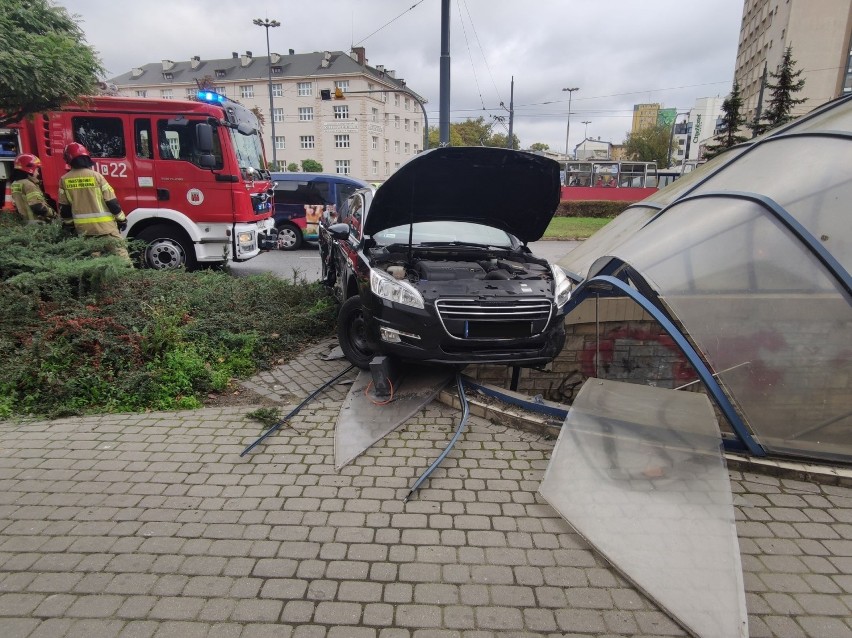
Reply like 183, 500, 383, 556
2, 91, 277, 269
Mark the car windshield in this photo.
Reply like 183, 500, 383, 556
373, 221, 514, 248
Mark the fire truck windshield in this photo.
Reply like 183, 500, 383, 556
230, 128, 267, 180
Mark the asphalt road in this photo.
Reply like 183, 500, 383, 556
229, 239, 583, 283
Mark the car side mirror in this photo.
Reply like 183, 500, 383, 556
328, 222, 350, 240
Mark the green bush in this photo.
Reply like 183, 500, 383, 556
554, 200, 635, 218
0, 218, 336, 418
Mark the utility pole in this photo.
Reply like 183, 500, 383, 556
562, 87, 579, 176
253, 18, 281, 170
439, 0, 451, 145
506, 77, 514, 149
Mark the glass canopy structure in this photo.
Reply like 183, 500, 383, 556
559, 94, 852, 464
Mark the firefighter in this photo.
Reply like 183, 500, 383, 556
10, 154, 57, 224
58, 143, 130, 262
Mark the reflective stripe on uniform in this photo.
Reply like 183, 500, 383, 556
73, 212, 115, 224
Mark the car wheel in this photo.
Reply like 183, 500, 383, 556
337, 296, 375, 369
136, 224, 197, 270
276, 223, 303, 250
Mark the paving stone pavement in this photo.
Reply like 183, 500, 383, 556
0, 341, 850, 637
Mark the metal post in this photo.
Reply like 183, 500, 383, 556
439, 0, 451, 145
253, 18, 281, 170
562, 87, 579, 178
506, 76, 514, 149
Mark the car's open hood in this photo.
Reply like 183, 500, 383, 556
363, 147, 562, 243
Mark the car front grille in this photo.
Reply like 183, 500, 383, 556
435, 298, 553, 340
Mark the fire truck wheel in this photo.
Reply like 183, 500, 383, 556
136, 224, 198, 271
275, 222, 303, 251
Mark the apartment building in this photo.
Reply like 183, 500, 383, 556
734, 0, 852, 122
108, 48, 426, 182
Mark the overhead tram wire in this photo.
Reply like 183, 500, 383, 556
353, 0, 428, 47
460, 0, 503, 106
456, 0, 486, 111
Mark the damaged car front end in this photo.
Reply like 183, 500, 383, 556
319, 147, 571, 368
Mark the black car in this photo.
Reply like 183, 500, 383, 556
319, 147, 573, 369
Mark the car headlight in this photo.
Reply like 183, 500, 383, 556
370, 268, 424, 309
551, 264, 572, 308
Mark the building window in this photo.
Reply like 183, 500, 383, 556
413, 121, 419, 133
273, 108, 284, 123
297, 82, 312, 96
404, 142, 410, 154
394, 94, 400, 107
160, 89, 173, 99
384, 139, 389, 152
405, 97, 410, 110
395, 162, 400, 169
333, 105, 349, 119
271, 66, 282, 75
371, 161, 379, 175
394, 116, 400, 129
394, 140, 400, 153
272, 83, 284, 97
404, 119, 410, 131
334, 80, 349, 93
298, 107, 314, 121
135, 90, 147, 98
240, 85, 254, 98
275, 136, 285, 150
185, 88, 195, 99
382, 92, 388, 103
368, 82, 375, 92
214, 86, 226, 95
371, 136, 378, 150
335, 159, 350, 175
300, 135, 315, 149
372, 108, 379, 122
335, 134, 350, 148
385, 162, 390, 175
163, 72, 174, 81
215, 69, 226, 79
414, 144, 419, 153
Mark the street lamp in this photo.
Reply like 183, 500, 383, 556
253, 18, 281, 170
562, 87, 579, 178
581, 120, 591, 139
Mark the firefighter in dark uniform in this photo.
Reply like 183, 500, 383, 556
10, 154, 56, 224
58, 142, 130, 262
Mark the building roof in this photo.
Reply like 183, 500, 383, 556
108, 49, 425, 102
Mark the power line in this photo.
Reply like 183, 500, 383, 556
353, 0, 428, 47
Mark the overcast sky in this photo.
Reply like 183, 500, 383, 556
59, 0, 745, 152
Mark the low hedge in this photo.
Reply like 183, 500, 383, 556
555, 200, 636, 218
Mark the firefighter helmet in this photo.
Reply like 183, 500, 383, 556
14, 153, 42, 175
63, 142, 91, 163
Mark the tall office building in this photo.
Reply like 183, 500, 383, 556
734, 0, 852, 122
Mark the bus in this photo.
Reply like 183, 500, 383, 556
562, 160, 658, 202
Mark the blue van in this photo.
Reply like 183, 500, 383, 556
271, 172, 370, 250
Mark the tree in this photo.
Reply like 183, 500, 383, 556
529, 142, 550, 152
752, 46, 806, 136
0, 0, 104, 127
704, 82, 748, 160
286, 162, 300, 172
622, 123, 671, 166
301, 159, 323, 172
427, 117, 521, 149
